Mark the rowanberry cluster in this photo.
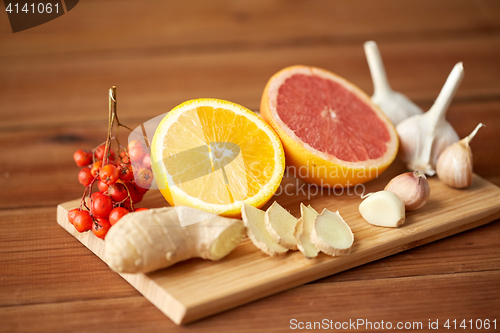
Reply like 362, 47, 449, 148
68, 139, 153, 240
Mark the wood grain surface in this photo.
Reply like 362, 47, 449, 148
56, 173, 500, 325
1, 0, 500, 332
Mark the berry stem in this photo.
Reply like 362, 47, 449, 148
80, 174, 99, 211
109, 87, 133, 156
103, 87, 116, 166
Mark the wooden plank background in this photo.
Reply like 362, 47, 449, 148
1, 0, 499, 331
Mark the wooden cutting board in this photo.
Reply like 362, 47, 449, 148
56, 165, 500, 325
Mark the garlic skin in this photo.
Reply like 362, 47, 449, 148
364, 41, 423, 125
436, 123, 484, 189
359, 191, 405, 228
385, 170, 430, 210
397, 62, 463, 176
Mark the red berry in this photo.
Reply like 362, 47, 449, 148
98, 180, 109, 192
134, 208, 149, 212
78, 168, 93, 187
91, 194, 113, 218
100, 164, 119, 185
128, 139, 146, 150
108, 155, 117, 165
68, 208, 79, 225
136, 168, 153, 190
92, 217, 111, 239
109, 207, 129, 225
129, 145, 147, 166
73, 150, 93, 167
117, 164, 134, 182
108, 182, 128, 202
96, 144, 117, 163
119, 151, 129, 164
127, 184, 144, 204
94, 144, 106, 160
73, 211, 93, 232
127, 140, 137, 150
122, 198, 132, 211
91, 191, 103, 200
90, 161, 103, 177
142, 154, 151, 169
133, 181, 149, 195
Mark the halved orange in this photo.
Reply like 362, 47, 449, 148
151, 99, 285, 217
261, 65, 398, 187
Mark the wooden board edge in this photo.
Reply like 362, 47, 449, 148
118, 273, 187, 325
56, 196, 500, 325
56, 202, 187, 325
179, 209, 500, 324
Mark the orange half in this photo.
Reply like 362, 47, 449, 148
151, 99, 285, 217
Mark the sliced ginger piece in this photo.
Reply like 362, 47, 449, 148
295, 203, 320, 258
241, 203, 288, 256
311, 209, 354, 256
307, 205, 318, 214
265, 201, 299, 250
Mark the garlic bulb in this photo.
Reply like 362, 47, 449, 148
359, 191, 405, 228
364, 41, 423, 125
436, 123, 484, 189
396, 62, 463, 176
385, 170, 430, 210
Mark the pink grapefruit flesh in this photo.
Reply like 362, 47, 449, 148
276, 74, 391, 162
260, 65, 398, 187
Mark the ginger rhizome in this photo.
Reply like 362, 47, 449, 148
104, 207, 245, 273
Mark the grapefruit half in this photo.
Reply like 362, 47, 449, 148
260, 65, 398, 187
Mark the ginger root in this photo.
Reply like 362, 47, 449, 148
242, 203, 288, 256
265, 201, 299, 250
104, 207, 245, 273
295, 204, 320, 258
243, 202, 354, 258
310, 209, 354, 256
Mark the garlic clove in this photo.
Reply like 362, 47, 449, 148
396, 62, 463, 175
384, 170, 430, 210
364, 41, 423, 125
436, 123, 484, 189
359, 191, 405, 228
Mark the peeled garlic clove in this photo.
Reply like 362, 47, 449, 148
436, 123, 484, 189
364, 41, 423, 125
385, 170, 430, 210
396, 62, 463, 176
359, 191, 405, 228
